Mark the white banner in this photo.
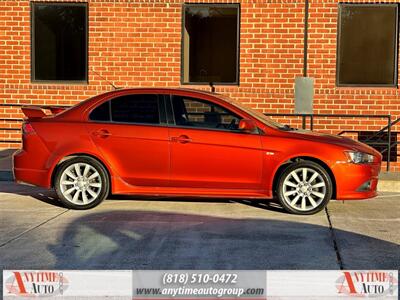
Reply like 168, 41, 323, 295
3, 270, 398, 299
3, 270, 132, 299
266, 270, 398, 299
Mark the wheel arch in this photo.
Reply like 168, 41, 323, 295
51, 153, 112, 192
272, 156, 337, 199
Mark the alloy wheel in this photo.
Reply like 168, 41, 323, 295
59, 162, 102, 205
281, 167, 327, 212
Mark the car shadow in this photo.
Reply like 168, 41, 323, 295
39, 210, 398, 270
0, 182, 286, 213
0, 182, 66, 208
110, 194, 287, 213
0, 201, 399, 272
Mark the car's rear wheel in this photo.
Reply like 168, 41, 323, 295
277, 161, 332, 215
55, 157, 109, 209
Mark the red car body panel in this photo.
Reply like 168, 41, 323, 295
13, 88, 382, 201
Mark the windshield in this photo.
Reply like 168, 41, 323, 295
218, 94, 286, 129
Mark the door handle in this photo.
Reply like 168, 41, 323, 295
92, 129, 111, 138
171, 135, 192, 144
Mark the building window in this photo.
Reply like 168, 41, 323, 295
182, 4, 240, 85
337, 4, 398, 86
32, 3, 88, 82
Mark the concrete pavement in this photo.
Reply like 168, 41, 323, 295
328, 195, 400, 269
1, 181, 399, 272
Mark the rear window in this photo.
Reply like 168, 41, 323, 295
89, 101, 110, 122
111, 94, 160, 124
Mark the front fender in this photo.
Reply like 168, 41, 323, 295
261, 136, 344, 193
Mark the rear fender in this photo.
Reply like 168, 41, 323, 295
47, 147, 123, 194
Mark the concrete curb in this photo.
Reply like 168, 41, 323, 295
377, 180, 400, 193
0, 171, 13, 181
378, 172, 400, 193
0, 148, 15, 182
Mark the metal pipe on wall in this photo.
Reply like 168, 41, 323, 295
303, 0, 309, 77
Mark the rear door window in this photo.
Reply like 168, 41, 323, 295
89, 94, 164, 125
110, 94, 161, 125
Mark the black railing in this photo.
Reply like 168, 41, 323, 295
265, 113, 396, 171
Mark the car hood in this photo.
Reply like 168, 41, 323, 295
284, 129, 379, 155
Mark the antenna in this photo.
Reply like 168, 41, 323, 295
91, 67, 120, 90
209, 82, 215, 93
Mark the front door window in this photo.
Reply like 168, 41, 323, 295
172, 96, 242, 131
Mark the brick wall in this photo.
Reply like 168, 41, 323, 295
0, 0, 399, 170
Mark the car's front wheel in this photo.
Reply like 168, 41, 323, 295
54, 157, 109, 210
277, 161, 333, 215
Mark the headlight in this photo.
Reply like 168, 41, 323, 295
345, 151, 374, 164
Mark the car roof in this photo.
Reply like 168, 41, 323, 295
106, 87, 236, 105
105, 87, 220, 97
56, 87, 228, 121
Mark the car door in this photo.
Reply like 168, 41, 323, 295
86, 93, 170, 187
168, 95, 264, 190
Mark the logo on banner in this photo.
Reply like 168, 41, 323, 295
336, 271, 397, 296
5, 271, 69, 297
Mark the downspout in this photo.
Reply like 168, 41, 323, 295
303, 0, 309, 77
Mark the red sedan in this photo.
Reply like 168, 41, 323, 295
13, 88, 382, 214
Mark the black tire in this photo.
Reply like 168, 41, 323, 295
277, 161, 333, 215
54, 156, 109, 210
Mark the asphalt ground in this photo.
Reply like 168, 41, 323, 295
0, 182, 399, 284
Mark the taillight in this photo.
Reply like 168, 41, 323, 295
22, 123, 35, 135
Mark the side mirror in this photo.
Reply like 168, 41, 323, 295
238, 119, 257, 133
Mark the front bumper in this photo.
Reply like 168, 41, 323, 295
332, 161, 381, 200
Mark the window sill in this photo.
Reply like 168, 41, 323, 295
181, 82, 239, 86
335, 85, 398, 90
30, 80, 89, 85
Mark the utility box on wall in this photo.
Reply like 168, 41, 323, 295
294, 77, 314, 114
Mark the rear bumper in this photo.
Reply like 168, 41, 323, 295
13, 149, 51, 188
14, 167, 49, 187
332, 161, 381, 200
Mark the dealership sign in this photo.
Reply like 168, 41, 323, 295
3, 270, 131, 299
267, 270, 398, 299
336, 271, 397, 296
4, 271, 69, 296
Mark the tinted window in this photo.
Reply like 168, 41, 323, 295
89, 102, 110, 122
337, 4, 398, 86
172, 96, 241, 130
111, 94, 160, 124
32, 3, 87, 81
182, 4, 239, 84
